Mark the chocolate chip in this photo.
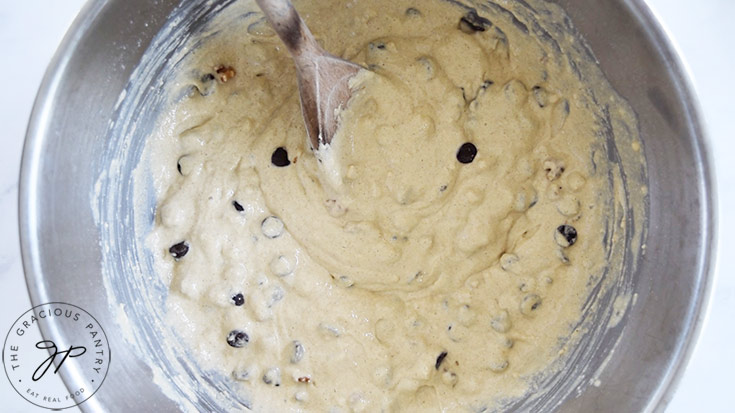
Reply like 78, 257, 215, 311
261, 216, 284, 238
435, 351, 448, 369
500, 253, 519, 271
271, 147, 290, 167
520, 294, 542, 315
231, 293, 245, 306
233, 201, 244, 212
458, 10, 492, 34
262, 367, 281, 386
232, 367, 251, 381
555, 225, 578, 247
532, 85, 548, 108
270, 254, 295, 277
226, 330, 249, 348
489, 360, 509, 372
192, 72, 217, 96
335, 275, 354, 288
405, 7, 421, 17
268, 287, 285, 307
177, 155, 193, 175
544, 158, 566, 181
290, 340, 305, 363
491, 310, 512, 333
169, 241, 189, 259
417, 57, 434, 78
456, 142, 477, 164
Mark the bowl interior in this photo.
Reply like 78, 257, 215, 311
20, 0, 714, 411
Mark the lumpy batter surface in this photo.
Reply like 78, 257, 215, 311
144, 0, 638, 411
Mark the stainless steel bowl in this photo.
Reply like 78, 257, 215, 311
20, 0, 715, 411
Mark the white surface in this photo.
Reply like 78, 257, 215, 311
0, 1, 732, 412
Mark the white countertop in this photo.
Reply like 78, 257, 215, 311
1, 1, 732, 412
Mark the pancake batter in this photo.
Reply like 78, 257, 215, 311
143, 0, 641, 410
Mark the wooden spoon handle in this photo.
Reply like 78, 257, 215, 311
255, 0, 319, 58
255, 0, 361, 152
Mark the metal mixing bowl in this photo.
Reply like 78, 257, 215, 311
19, 0, 715, 411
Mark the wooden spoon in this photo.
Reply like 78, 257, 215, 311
255, 0, 362, 151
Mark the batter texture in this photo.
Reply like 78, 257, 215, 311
144, 0, 639, 411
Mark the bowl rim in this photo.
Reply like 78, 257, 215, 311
624, 0, 718, 410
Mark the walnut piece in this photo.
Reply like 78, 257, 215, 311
215, 65, 236, 83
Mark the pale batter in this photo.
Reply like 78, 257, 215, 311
143, 0, 641, 411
